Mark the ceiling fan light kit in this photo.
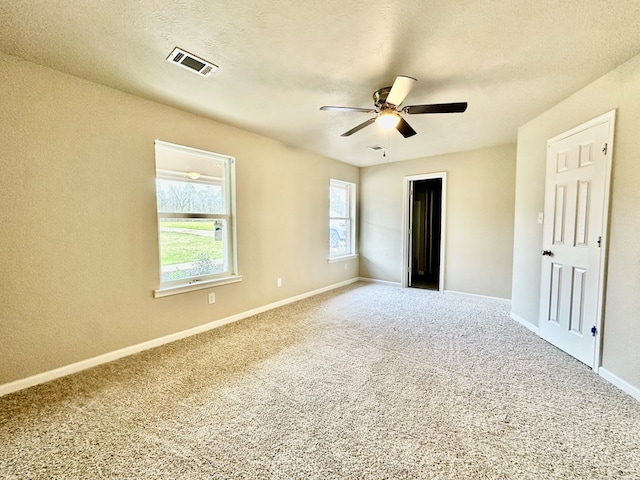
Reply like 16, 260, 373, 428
320, 75, 468, 138
375, 111, 401, 129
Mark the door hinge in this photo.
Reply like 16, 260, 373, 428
590, 326, 598, 336
597, 236, 602, 247
602, 143, 608, 155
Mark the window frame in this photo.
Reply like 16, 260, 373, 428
153, 140, 241, 298
328, 178, 358, 261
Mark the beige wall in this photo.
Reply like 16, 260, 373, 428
0, 53, 359, 385
359, 144, 517, 299
512, 53, 640, 390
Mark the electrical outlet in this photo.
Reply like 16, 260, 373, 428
208, 292, 216, 304
277, 277, 282, 287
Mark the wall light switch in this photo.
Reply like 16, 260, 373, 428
538, 212, 544, 224
345, 263, 348, 270
208, 292, 216, 304
277, 277, 282, 287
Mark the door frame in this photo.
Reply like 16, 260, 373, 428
542, 110, 615, 371
401, 172, 447, 291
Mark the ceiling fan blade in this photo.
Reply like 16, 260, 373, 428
386, 75, 417, 107
341, 118, 376, 136
404, 102, 468, 115
320, 106, 375, 113
396, 117, 417, 138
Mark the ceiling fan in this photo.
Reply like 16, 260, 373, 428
320, 75, 467, 138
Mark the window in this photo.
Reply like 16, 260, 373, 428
329, 179, 356, 259
154, 140, 240, 297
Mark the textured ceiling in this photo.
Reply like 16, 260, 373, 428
2, 0, 640, 166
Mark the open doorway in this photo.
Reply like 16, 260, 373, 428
402, 173, 446, 292
410, 178, 442, 290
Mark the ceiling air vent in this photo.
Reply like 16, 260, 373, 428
166, 47, 218, 78
367, 144, 385, 151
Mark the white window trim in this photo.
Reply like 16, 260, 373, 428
154, 274, 243, 298
329, 178, 357, 260
327, 254, 359, 264
153, 140, 240, 298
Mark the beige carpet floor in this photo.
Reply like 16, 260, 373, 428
1, 282, 639, 479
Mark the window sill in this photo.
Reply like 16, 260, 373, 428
154, 275, 243, 298
328, 254, 359, 264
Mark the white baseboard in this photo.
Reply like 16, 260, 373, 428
0, 277, 360, 398
444, 290, 511, 304
509, 311, 540, 335
598, 368, 640, 402
358, 277, 402, 287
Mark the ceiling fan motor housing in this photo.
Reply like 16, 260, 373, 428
373, 87, 393, 108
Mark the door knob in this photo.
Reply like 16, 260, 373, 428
541, 250, 553, 256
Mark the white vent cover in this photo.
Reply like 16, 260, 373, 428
166, 47, 218, 78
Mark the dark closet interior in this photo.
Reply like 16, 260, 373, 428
410, 178, 442, 291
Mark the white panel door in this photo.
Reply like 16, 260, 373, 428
539, 114, 614, 367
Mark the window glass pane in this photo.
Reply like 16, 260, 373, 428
154, 140, 238, 293
329, 178, 356, 259
159, 218, 227, 282
329, 218, 349, 256
330, 183, 349, 217
156, 178, 224, 214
